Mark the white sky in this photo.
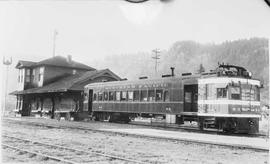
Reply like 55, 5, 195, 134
0, 0, 269, 106
0, 0, 269, 64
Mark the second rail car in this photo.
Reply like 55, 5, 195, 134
83, 64, 262, 133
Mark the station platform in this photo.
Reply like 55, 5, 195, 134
4, 117, 269, 151
101, 128, 269, 151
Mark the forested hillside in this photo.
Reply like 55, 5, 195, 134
91, 38, 269, 105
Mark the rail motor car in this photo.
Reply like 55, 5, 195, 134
83, 64, 261, 133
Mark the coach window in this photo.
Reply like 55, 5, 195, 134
121, 91, 127, 101
98, 92, 103, 101
84, 93, 88, 101
230, 86, 240, 100
250, 88, 255, 101
109, 91, 114, 101
93, 93, 97, 101
148, 90, 155, 101
104, 92, 108, 101
134, 90, 140, 101
116, 91, 121, 101
141, 90, 147, 101
241, 88, 250, 101
255, 86, 260, 101
217, 88, 227, 99
256, 86, 260, 101
128, 91, 133, 101
164, 90, 169, 102
156, 89, 163, 101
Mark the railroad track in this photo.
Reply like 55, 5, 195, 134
4, 117, 267, 138
2, 134, 148, 164
3, 118, 268, 151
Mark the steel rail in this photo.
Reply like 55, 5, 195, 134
2, 134, 148, 164
2, 143, 79, 164
3, 118, 268, 151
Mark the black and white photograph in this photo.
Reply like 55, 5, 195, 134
0, 0, 269, 163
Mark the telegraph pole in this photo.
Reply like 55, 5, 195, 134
3, 56, 12, 117
52, 30, 58, 57
152, 48, 161, 74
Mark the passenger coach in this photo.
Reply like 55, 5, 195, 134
84, 64, 261, 133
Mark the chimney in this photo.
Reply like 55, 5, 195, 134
170, 67, 175, 77
67, 55, 72, 63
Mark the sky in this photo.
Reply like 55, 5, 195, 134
0, 0, 270, 95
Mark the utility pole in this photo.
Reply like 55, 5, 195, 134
52, 30, 58, 57
152, 48, 161, 74
3, 56, 12, 117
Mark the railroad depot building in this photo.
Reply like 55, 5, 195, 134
10, 55, 121, 119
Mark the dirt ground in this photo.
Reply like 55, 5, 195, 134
1, 119, 269, 164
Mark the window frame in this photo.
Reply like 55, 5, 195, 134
133, 90, 140, 101
128, 91, 134, 101
156, 89, 163, 101
98, 92, 103, 101
104, 91, 108, 101
121, 91, 127, 101
148, 89, 155, 101
93, 93, 97, 101
116, 91, 121, 101
230, 86, 241, 100
109, 91, 115, 101
140, 90, 148, 101
217, 88, 227, 99
164, 90, 170, 102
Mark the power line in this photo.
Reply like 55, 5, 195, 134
152, 48, 161, 74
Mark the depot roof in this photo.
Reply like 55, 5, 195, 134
10, 69, 121, 95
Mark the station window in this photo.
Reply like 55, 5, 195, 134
104, 92, 108, 101
32, 69, 35, 82
230, 87, 240, 100
38, 67, 44, 82
128, 91, 133, 101
141, 90, 147, 101
148, 90, 155, 101
98, 92, 103, 101
109, 91, 114, 101
156, 89, 163, 101
164, 90, 169, 102
121, 91, 127, 101
116, 91, 121, 101
217, 88, 227, 98
134, 90, 140, 101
